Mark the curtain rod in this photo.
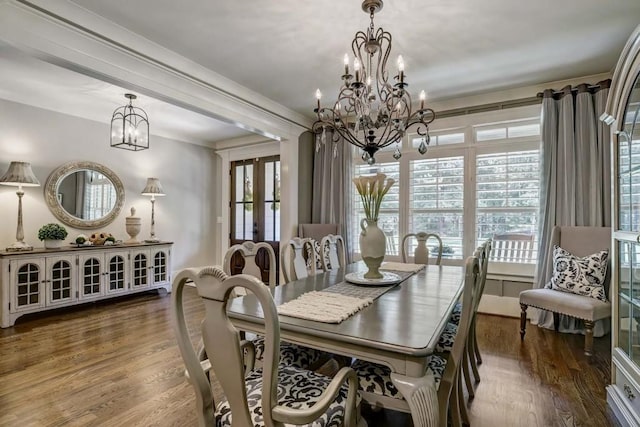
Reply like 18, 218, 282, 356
535, 79, 611, 98
434, 96, 541, 120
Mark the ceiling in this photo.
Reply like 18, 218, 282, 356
1, 1, 639, 145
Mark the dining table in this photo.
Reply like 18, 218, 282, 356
227, 262, 465, 427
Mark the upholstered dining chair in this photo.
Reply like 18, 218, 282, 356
222, 241, 328, 370
446, 239, 492, 405
172, 267, 361, 427
281, 237, 316, 283
352, 254, 482, 427
401, 232, 444, 265
320, 234, 346, 271
519, 226, 612, 356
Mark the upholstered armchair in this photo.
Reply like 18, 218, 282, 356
519, 226, 611, 356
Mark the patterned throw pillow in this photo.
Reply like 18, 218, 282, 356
547, 245, 609, 302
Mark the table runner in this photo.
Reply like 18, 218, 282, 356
277, 267, 417, 323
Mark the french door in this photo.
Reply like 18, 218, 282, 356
229, 156, 280, 283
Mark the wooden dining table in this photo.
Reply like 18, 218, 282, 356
227, 262, 465, 427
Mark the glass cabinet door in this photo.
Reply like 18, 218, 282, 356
618, 74, 640, 232
618, 241, 640, 362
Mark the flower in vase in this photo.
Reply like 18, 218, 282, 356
352, 173, 395, 221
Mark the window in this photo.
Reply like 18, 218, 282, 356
349, 106, 541, 274
476, 150, 540, 262
409, 156, 465, 259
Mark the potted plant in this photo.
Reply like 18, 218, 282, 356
38, 223, 68, 249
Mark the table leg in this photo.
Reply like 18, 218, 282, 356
390, 371, 439, 427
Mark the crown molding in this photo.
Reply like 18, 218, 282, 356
0, 0, 311, 142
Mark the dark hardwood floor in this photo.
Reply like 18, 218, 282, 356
0, 287, 618, 426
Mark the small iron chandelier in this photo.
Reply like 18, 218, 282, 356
313, 0, 435, 165
110, 93, 150, 151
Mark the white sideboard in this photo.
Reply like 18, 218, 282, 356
0, 241, 172, 327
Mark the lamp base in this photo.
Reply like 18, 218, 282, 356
6, 241, 34, 252
144, 238, 160, 243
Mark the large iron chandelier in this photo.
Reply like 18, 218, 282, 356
313, 0, 435, 165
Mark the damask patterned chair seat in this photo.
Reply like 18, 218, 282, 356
435, 322, 458, 353
450, 301, 462, 325
252, 336, 329, 369
351, 355, 446, 400
216, 364, 357, 426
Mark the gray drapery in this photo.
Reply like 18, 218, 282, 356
534, 80, 611, 336
311, 131, 353, 261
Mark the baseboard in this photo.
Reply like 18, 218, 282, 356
478, 295, 530, 319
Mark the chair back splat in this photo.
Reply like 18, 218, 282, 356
320, 234, 346, 271
281, 237, 316, 283
223, 241, 276, 290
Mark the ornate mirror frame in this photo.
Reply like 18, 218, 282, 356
44, 161, 125, 229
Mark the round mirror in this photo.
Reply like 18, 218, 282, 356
44, 161, 125, 229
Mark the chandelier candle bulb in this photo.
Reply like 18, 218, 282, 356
315, 89, 322, 110
344, 53, 350, 75
397, 55, 405, 82
354, 58, 361, 82
420, 90, 426, 109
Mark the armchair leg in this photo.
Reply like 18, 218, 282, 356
584, 320, 594, 357
553, 312, 560, 332
520, 304, 528, 340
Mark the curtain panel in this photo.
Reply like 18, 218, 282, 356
311, 131, 353, 260
534, 80, 611, 335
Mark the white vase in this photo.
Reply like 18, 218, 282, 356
359, 218, 386, 279
44, 239, 63, 249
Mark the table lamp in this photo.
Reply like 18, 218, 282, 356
0, 162, 40, 251
141, 177, 165, 243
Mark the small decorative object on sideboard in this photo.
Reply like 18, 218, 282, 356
75, 234, 92, 247
37, 223, 68, 249
89, 232, 114, 246
353, 173, 395, 279
125, 206, 141, 244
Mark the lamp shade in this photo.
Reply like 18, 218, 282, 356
0, 162, 40, 187
141, 178, 165, 196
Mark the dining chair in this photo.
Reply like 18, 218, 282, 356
446, 239, 492, 406
281, 237, 316, 283
401, 232, 444, 265
223, 241, 328, 370
172, 267, 361, 427
352, 255, 482, 427
320, 234, 346, 271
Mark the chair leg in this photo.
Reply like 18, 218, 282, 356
458, 371, 470, 427
463, 346, 475, 398
472, 320, 482, 365
553, 312, 560, 332
520, 303, 528, 340
584, 320, 594, 356
469, 341, 481, 385
450, 372, 464, 427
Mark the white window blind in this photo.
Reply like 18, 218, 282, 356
476, 150, 540, 263
409, 156, 465, 259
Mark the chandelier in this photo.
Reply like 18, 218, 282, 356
110, 93, 150, 151
313, 0, 435, 165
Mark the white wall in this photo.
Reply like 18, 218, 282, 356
0, 98, 218, 272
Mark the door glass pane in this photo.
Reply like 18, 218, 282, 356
620, 241, 631, 354
263, 160, 280, 242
